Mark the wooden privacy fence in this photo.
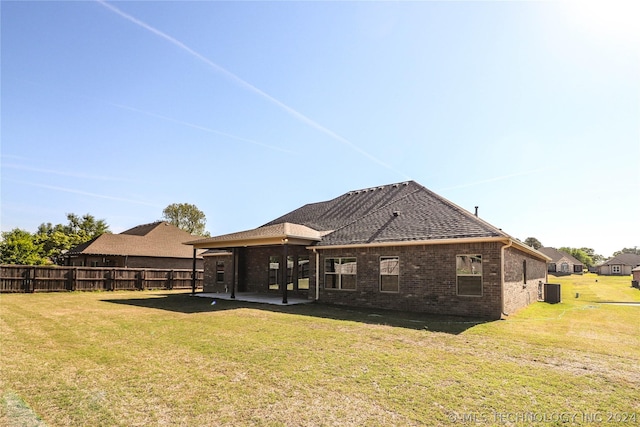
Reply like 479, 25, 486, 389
0, 265, 204, 293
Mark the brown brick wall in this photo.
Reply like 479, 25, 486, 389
202, 242, 546, 319
316, 242, 504, 319
502, 247, 547, 315
203, 253, 233, 293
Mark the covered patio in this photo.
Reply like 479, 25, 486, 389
187, 222, 322, 304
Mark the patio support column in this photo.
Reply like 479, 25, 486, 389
282, 239, 288, 304
231, 247, 236, 299
191, 247, 197, 295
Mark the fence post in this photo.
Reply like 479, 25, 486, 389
71, 268, 77, 291
110, 269, 116, 291
29, 267, 36, 293
66, 269, 73, 291
138, 270, 146, 290
168, 270, 174, 290
22, 269, 30, 293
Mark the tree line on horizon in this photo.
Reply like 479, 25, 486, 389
0, 203, 208, 266
522, 237, 639, 268
1, 210, 635, 267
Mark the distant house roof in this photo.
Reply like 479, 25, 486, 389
67, 221, 205, 259
601, 253, 640, 267
537, 247, 583, 265
189, 181, 548, 261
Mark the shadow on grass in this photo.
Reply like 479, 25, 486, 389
101, 292, 490, 334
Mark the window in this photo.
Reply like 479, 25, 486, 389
523, 260, 527, 285
269, 256, 279, 290
456, 255, 482, 296
216, 261, 224, 283
380, 256, 399, 292
612, 265, 621, 274
298, 256, 310, 290
561, 262, 569, 273
325, 257, 356, 290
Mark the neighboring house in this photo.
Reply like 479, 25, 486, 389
538, 247, 584, 275
596, 253, 640, 276
188, 181, 549, 319
65, 221, 204, 269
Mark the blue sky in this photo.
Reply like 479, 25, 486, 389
1, 0, 638, 257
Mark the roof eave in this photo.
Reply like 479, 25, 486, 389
307, 236, 551, 262
188, 235, 321, 250
309, 236, 508, 250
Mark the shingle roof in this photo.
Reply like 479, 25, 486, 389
264, 181, 505, 246
187, 181, 547, 261
263, 181, 424, 231
67, 222, 204, 258
601, 253, 640, 267
537, 247, 583, 265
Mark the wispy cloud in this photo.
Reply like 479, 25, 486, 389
108, 103, 293, 153
438, 168, 545, 191
97, 0, 410, 179
2, 163, 131, 181
15, 180, 162, 207
12, 77, 286, 154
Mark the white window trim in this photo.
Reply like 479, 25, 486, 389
379, 256, 400, 293
456, 254, 483, 297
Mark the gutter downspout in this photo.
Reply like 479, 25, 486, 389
313, 248, 319, 301
501, 239, 514, 318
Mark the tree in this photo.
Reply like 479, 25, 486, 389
1, 213, 109, 265
524, 237, 543, 250
162, 203, 209, 236
0, 229, 47, 265
62, 213, 109, 241
36, 213, 110, 265
613, 247, 640, 256
559, 247, 594, 268
579, 247, 604, 266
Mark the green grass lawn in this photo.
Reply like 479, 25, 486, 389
1, 273, 639, 426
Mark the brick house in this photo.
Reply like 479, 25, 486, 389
65, 221, 205, 269
188, 181, 549, 319
538, 247, 584, 275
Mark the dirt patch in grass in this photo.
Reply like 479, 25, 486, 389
1, 392, 47, 427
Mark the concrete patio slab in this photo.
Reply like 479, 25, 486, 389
195, 292, 313, 306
